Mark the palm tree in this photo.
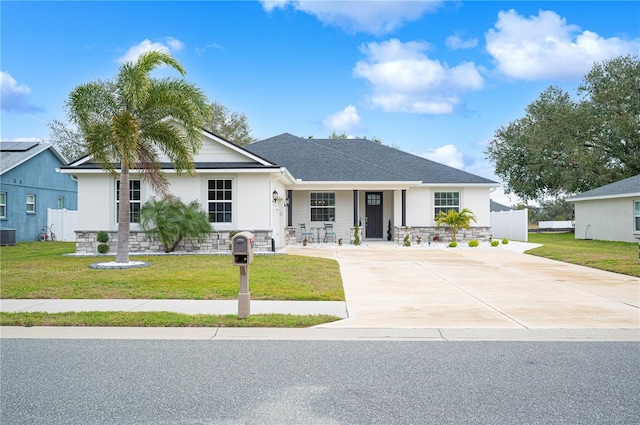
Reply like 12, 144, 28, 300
435, 208, 477, 242
68, 50, 210, 263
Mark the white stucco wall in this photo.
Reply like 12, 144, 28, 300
77, 174, 112, 230
403, 186, 491, 227
573, 197, 639, 243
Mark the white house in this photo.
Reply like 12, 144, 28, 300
60, 129, 499, 253
567, 174, 640, 243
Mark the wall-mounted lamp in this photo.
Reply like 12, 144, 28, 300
284, 198, 290, 207
272, 190, 279, 203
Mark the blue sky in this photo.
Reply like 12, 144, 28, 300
2, 1, 639, 204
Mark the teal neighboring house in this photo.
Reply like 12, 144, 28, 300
0, 141, 77, 243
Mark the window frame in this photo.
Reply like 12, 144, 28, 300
57, 196, 64, 210
310, 192, 336, 222
434, 191, 460, 218
0, 192, 6, 218
634, 200, 640, 233
116, 179, 141, 223
26, 194, 36, 214
207, 179, 233, 224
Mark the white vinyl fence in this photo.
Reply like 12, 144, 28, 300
47, 208, 78, 242
490, 209, 528, 242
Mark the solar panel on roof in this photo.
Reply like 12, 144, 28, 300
0, 141, 40, 152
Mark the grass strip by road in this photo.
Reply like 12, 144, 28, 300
527, 232, 640, 277
0, 242, 344, 300
0, 311, 341, 328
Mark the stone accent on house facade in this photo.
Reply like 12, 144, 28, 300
75, 230, 274, 254
285, 227, 297, 246
394, 226, 492, 245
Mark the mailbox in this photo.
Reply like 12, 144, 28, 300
231, 231, 254, 266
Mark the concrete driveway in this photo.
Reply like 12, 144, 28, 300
284, 243, 640, 329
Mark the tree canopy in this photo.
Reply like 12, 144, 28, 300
485, 55, 640, 201
203, 101, 257, 146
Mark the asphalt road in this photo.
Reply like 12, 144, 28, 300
2, 340, 638, 424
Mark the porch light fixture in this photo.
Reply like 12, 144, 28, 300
284, 198, 290, 207
272, 190, 279, 203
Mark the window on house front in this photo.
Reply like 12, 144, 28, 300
310, 192, 335, 221
208, 179, 232, 223
635, 201, 640, 232
116, 180, 141, 223
26, 194, 36, 213
434, 191, 459, 217
0, 192, 6, 218
57, 196, 64, 209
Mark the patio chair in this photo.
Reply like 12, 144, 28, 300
323, 222, 336, 243
299, 223, 314, 243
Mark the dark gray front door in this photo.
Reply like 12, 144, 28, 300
365, 192, 383, 238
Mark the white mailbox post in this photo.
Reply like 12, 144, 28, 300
231, 231, 254, 318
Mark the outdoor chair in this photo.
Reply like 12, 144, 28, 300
299, 223, 314, 243
323, 222, 336, 243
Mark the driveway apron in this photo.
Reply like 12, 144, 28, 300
284, 244, 640, 329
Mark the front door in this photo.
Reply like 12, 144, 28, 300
365, 192, 383, 238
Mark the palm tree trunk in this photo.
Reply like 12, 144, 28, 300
116, 165, 130, 263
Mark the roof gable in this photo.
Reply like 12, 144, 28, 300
246, 133, 497, 185
567, 174, 640, 201
1, 142, 67, 175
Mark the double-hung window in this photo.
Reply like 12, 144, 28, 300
434, 192, 459, 217
0, 192, 6, 218
208, 179, 232, 223
57, 196, 64, 209
116, 180, 141, 223
310, 192, 335, 222
635, 201, 640, 232
26, 194, 36, 213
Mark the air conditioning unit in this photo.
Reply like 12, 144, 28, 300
0, 229, 16, 246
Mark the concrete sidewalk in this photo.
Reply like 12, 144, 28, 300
0, 299, 348, 318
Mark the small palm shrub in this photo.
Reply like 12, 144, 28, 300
502, 238, 509, 245
141, 196, 211, 253
468, 239, 479, 247
448, 241, 458, 248
491, 240, 500, 247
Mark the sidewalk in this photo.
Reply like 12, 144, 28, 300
0, 299, 348, 318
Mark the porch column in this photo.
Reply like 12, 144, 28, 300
287, 190, 293, 227
401, 189, 406, 227
353, 190, 359, 225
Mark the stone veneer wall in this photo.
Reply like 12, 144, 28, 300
394, 226, 492, 244
76, 230, 273, 254
285, 227, 297, 246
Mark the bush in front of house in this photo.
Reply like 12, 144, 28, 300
140, 196, 211, 253
468, 239, 479, 247
448, 241, 458, 248
491, 240, 500, 247
403, 233, 411, 247
502, 238, 509, 245
96, 231, 109, 254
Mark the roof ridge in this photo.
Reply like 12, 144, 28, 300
303, 138, 418, 181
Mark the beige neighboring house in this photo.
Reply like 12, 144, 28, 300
60, 129, 499, 254
567, 174, 640, 243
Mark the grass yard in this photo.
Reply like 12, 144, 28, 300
0, 242, 345, 300
527, 232, 640, 277
0, 311, 340, 328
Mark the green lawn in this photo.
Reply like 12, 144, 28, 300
0, 242, 345, 300
527, 232, 640, 277
0, 311, 340, 328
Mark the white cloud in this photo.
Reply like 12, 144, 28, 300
421, 144, 465, 169
195, 43, 224, 56
486, 9, 640, 81
117, 37, 185, 63
354, 39, 484, 114
260, 0, 441, 35
0, 71, 42, 113
445, 33, 478, 50
322, 105, 364, 133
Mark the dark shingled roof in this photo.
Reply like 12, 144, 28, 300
567, 174, 640, 201
490, 200, 512, 212
246, 133, 496, 184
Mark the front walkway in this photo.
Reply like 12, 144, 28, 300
284, 243, 640, 329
